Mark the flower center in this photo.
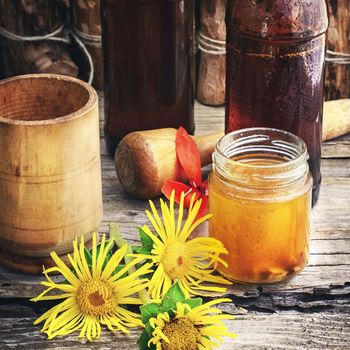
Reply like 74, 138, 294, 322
77, 280, 115, 317
162, 317, 201, 350
161, 241, 190, 280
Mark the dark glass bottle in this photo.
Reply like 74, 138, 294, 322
101, 0, 195, 157
225, 0, 328, 206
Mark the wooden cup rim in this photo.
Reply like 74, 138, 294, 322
0, 74, 98, 126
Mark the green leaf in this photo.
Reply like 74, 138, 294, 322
145, 322, 154, 335
136, 244, 153, 255
88, 241, 113, 259
139, 227, 153, 247
142, 272, 153, 282
113, 264, 128, 279
138, 329, 154, 350
84, 247, 92, 265
109, 223, 125, 249
183, 297, 203, 310
103, 252, 113, 270
167, 309, 176, 318
160, 282, 186, 312
86, 241, 117, 274
130, 245, 140, 253
140, 303, 160, 324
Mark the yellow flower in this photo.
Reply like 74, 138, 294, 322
134, 191, 231, 300
31, 233, 152, 341
149, 299, 236, 350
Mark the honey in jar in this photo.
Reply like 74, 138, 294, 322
209, 128, 312, 283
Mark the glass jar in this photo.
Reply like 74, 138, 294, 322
209, 128, 312, 284
101, 0, 195, 157
225, 0, 328, 206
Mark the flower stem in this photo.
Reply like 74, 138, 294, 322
109, 222, 151, 305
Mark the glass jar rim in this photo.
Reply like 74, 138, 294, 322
213, 127, 310, 190
216, 127, 308, 168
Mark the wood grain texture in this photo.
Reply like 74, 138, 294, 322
115, 128, 223, 199
0, 313, 348, 349
325, 0, 350, 100
323, 99, 350, 141
71, 0, 103, 89
196, 0, 227, 106
0, 0, 78, 77
0, 75, 102, 263
0, 98, 349, 349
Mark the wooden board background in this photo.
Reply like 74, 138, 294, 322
0, 97, 349, 349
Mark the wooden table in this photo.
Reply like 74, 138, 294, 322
1, 99, 349, 349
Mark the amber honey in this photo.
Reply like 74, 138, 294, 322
209, 128, 312, 283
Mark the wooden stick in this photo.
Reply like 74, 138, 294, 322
0, 0, 78, 77
325, 0, 350, 100
196, 0, 227, 106
71, 0, 103, 89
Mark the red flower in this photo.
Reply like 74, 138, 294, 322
161, 127, 208, 218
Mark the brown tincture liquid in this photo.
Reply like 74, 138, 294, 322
101, 0, 195, 157
226, 0, 328, 206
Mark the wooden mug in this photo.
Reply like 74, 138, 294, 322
0, 74, 102, 273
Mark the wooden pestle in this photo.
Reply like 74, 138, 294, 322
115, 99, 350, 199
115, 129, 223, 199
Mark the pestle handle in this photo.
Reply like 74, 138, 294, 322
322, 99, 350, 141
193, 132, 224, 165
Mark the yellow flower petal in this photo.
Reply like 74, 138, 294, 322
133, 194, 231, 299
33, 232, 149, 341
148, 301, 235, 350
50, 251, 80, 286
101, 244, 127, 280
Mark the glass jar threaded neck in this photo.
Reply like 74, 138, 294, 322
213, 128, 310, 191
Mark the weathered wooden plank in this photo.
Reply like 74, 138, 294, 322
232, 313, 350, 349
1, 264, 349, 299
1, 152, 349, 298
312, 181, 350, 232
312, 229, 350, 240
226, 282, 350, 313
320, 158, 350, 177
322, 141, 350, 158
309, 253, 350, 266
103, 157, 350, 180
0, 97, 349, 349
0, 313, 348, 349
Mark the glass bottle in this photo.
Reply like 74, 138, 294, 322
209, 128, 312, 283
101, 0, 195, 157
225, 0, 328, 206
